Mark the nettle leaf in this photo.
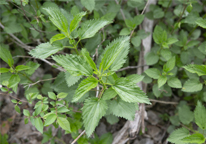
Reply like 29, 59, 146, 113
34, 117, 44, 133
44, 113, 57, 126
52, 54, 93, 76
70, 12, 86, 33
0, 45, 14, 67
181, 133, 205, 144
126, 74, 144, 84
81, 0, 95, 12
0, 68, 10, 73
112, 78, 150, 104
144, 68, 161, 79
78, 19, 111, 40
167, 77, 182, 88
194, 101, 206, 130
167, 128, 190, 143
163, 56, 176, 72
108, 99, 136, 120
158, 76, 167, 88
44, 7, 69, 33
15, 65, 30, 72
196, 18, 206, 29
82, 98, 108, 137
57, 117, 71, 132
102, 88, 117, 100
72, 77, 98, 102
81, 48, 97, 71
65, 71, 82, 87
29, 43, 63, 59
178, 105, 193, 125
182, 79, 203, 92
100, 37, 130, 72
183, 64, 206, 76
50, 34, 66, 44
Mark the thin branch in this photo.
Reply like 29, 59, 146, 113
24, 77, 57, 88
116, 65, 147, 72
149, 99, 178, 105
114, 0, 126, 21
0, 92, 28, 103
71, 130, 86, 144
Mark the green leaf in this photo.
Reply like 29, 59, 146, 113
167, 77, 182, 88
0, 68, 10, 73
82, 98, 108, 137
145, 52, 159, 65
102, 88, 117, 100
0, 45, 14, 67
163, 56, 176, 72
105, 114, 119, 125
144, 68, 161, 79
183, 64, 206, 76
29, 42, 63, 59
125, 15, 144, 30
57, 107, 69, 113
34, 117, 44, 133
50, 34, 66, 44
48, 92, 56, 100
57, 117, 71, 132
65, 71, 82, 87
178, 105, 193, 125
15, 65, 30, 72
160, 49, 172, 61
112, 78, 150, 104
11, 99, 17, 103
25, 61, 40, 75
181, 133, 205, 143
153, 25, 165, 44
70, 12, 86, 33
72, 77, 98, 102
78, 19, 111, 39
167, 128, 190, 143
44, 7, 69, 33
24, 118, 29, 124
52, 54, 93, 76
109, 99, 136, 120
196, 18, 206, 29
126, 74, 144, 83
182, 79, 203, 92
57, 92, 67, 98
158, 76, 167, 88
81, 0, 95, 12
167, 37, 178, 45
44, 113, 57, 126
194, 101, 206, 130
119, 28, 130, 35
81, 48, 97, 71
100, 37, 130, 71
15, 105, 21, 113
8, 74, 20, 88
23, 109, 30, 116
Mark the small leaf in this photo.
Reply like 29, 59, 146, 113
23, 109, 30, 116
0, 68, 10, 73
183, 64, 206, 76
194, 101, 206, 130
182, 79, 203, 92
57, 117, 71, 132
178, 105, 193, 125
34, 117, 44, 133
158, 76, 167, 88
126, 74, 144, 83
15, 105, 21, 113
196, 18, 206, 29
167, 77, 182, 88
57, 92, 68, 98
65, 71, 82, 87
145, 52, 159, 65
24, 118, 29, 124
144, 68, 161, 79
70, 12, 86, 32
48, 92, 56, 100
181, 133, 205, 143
15, 65, 30, 71
25, 61, 40, 75
119, 28, 130, 35
81, 0, 95, 12
44, 113, 57, 126
0, 45, 14, 67
8, 74, 20, 88
102, 88, 117, 100
50, 34, 66, 44
81, 48, 97, 71
57, 107, 70, 113
163, 56, 176, 72
167, 128, 190, 143
11, 99, 17, 103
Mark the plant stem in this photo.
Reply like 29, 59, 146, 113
64, 46, 75, 49
55, 137, 66, 144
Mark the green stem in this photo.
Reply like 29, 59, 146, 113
55, 137, 66, 144
35, 0, 39, 9
64, 46, 75, 49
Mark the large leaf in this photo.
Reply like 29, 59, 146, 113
100, 37, 130, 71
82, 98, 107, 137
50, 34, 66, 44
78, 19, 111, 39
29, 43, 63, 59
183, 64, 206, 76
65, 71, 82, 87
57, 117, 71, 132
44, 113, 57, 126
52, 54, 93, 76
167, 128, 190, 143
0, 45, 14, 67
178, 105, 193, 125
112, 78, 150, 104
163, 56, 176, 72
181, 133, 205, 144
34, 117, 44, 133
158, 75, 167, 88
70, 12, 86, 33
182, 79, 203, 92
144, 68, 161, 79
196, 18, 206, 29
72, 77, 98, 102
167, 77, 182, 88
81, 48, 97, 71
44, 7, 69, 33
194, 101, 206, 130
126, 74, 144, 84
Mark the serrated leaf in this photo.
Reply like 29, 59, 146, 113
100, 37, 130, 72
0, 45, 14, 67
81, 48, 97, 70
44, 113, 57, 126
82, 98, 108, 137
182, 79, 203, 92
112, 78, 150, 104
34, 117, 44, 133
167, 128, 190, 143
50, 34, 66, 44
8, 74, 20, 88
126, 74, 144, 83
181, 133, 205, 143
194, 101, 206, 130
15, 65, 30, 71
65, 71, 82, 87
196, 18, 206, 29
158, 76, 167, 88
44, 7, 69, 33
167, 77, 182, 88
52, 54, 93, 76
108, 99, 136, 120
15, 105, 21, 113
0, 68, 10, 73
178, 105, 193, 125
78, 19, 111, 39
70, 12, 86, 32
163, 56, 176, 72
25, 61, 40, 75
72, 77, 98, 102
105, 114, 119, 125
29, 42, 63, 59
102, 88, 117, 100
57, 117, 71, 132
48, 92, 56, 100
23, 109, 30, 116
144, 68, 161, 79
81, 0, 95, 12
183, 64, 206, 76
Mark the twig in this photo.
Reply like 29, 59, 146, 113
24, 77, 57, 88
0, 92, 28, 103
71, 130, 86, 144
116, 65, 147, 72
114, 0, 126, 21
149, 99, 178, 105
55, 137, 66, 144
